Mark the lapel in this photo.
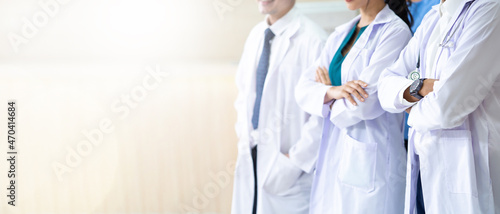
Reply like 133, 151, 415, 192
433, 0, 474, 77
419, 7, 440, 78
263, 13, 301, 93
341, 5, 394, 84
439, 0, 472, 42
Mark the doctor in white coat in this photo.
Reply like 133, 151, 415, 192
231, 0, 327, 213
378, 0, 500, 213
295, 0, 412, 213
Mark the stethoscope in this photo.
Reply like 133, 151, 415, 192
439, 0, 476, 48
408, 0, 476, 80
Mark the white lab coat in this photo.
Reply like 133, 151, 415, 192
378, 0, 500, 213
232, 9, 327, 214
295, 5, 411, 214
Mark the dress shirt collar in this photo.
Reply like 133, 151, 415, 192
440, 0, 463, 18
266, 7, 298, 37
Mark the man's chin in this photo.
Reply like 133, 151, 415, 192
258, 8, 275, 16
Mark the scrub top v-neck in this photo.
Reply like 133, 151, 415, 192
329, 23, 368, 86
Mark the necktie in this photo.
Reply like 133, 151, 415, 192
252, 28, 275, 130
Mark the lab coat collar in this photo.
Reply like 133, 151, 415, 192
334, 4, 397, 33
261, 7, 301, 96
371, 4, 399, 26
431, 0, 474, 17
440, 0, 463, 17
337, 4, 399, 84
266, 7, 298, 37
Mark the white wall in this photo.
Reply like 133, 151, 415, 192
0, 0, 353, 63
0, 1, 357, 213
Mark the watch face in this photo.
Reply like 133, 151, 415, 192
410, 80, 419, 92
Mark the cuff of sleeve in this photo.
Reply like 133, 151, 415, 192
289, 155, 311, 174
398, 80, 417, 107
322, 100, 333, 118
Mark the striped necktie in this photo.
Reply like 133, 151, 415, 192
252, 28, 275, 130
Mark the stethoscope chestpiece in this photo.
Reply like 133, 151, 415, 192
439, 41, 455, 48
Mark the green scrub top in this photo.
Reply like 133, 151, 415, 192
329, 23, 368, 86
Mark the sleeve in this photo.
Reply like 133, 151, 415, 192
295, 32, 339, 118
377, 32, 421, 113
378, 11, 437, 114
329, 25, 413, 129
289, 34, 327, 173
408, 3, 500, 132
234, 30, 256, 140
288, 114, 324, 173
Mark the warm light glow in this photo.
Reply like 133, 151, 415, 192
101, 0, 169, 50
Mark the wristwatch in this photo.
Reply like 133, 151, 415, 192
409, 78, 426, 100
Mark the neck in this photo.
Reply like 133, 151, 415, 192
359, 1, 386, 26
268, 5, 294, 25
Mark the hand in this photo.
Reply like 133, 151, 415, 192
419, 79, 438, 97
403, 79, 439, 102
284, 154, 290, 158
405, 107, 412, 114
324, 80, 369, 105
315, 66, 332, 86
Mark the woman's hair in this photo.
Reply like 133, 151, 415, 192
385, 0, 413, 28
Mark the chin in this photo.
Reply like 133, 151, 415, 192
258, 6, 273, 15
345, 4, 358, 11
345, 0, 358, 10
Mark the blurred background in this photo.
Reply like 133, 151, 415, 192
0, 0, 356, 213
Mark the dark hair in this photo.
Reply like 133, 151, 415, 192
385, 0, 413, 28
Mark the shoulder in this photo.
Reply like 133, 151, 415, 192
381, 9, 411, 34
293, 14, 328, 45
324, 17, 358, 46
280, 13, 328, 56
420, 5, 440, 26
468, 0, 500, 16
242, 21, 267, 50
368, 6, 413, 40
472, 0, 500, 7
247, 21, 267, 40
297, 14, 328, 39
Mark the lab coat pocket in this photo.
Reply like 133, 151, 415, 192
439, 130, 478, 197
262, 153, 303, 196
338, 134, 377, 192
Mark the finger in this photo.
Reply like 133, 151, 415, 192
322, 76, 332, 85
321, 67, 332, 85
316, 68, 325, 83
316, 69, 325, 83
349, 82, 369, 98
342, 91, 357, 106
354, 80, 368, 87
318, 71, 327, 84
320, 68, 330, 85
323, 67, 332, 85
315, 70, 320, 83
346, 85, 365, 102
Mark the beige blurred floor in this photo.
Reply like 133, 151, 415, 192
0, 62, 239, 214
